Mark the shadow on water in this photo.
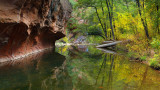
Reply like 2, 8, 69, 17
0, 48, 73, 90
1, 45, 160, 90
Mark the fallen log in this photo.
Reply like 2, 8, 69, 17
97, 48, 116, 54
102, 41, 114, 44
96, 41, 122, 48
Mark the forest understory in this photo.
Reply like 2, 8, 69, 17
60, 0, 160, 70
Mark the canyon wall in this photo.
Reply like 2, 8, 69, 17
0, 0, 72, 62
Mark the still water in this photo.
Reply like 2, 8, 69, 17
0, 45, 160, 90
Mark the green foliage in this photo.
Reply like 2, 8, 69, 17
86, 36, 104, 44
67, 0, 160, 67
55, 46, 160, 89
68, 0, 160, 40
140, 56, 147, 61
151, 38, 160, 49
69, 0, 77, 6
149, 54, 160, 69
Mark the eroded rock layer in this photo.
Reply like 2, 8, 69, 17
0, 0, 72, 62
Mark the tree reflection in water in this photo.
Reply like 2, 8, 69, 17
0, 46, 160, 90
58, 45, 160, 90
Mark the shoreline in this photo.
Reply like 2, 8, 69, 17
0, 47, 53, 63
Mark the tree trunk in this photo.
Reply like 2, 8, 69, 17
106, 0, 115, 40
156, 1, 159, 34
101, 0, 108, 38
136, 0, 149, 39
94, 7, 107, 39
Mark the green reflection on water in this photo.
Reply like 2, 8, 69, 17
0, 46, 160, 90
57, 45, 160, 90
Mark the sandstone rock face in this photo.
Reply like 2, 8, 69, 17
0, 0, 72, 62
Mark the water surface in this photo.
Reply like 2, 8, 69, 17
0, 45, 160, 90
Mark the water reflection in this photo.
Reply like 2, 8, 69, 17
0, 46, 160, 90
0, 49, 71, 90
57, 45, 160, 90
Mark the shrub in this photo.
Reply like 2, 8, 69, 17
149, 54, 160, 69
140, 56, 147, 61
151, 38, 160, 49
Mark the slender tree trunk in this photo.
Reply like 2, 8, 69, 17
94, 7, 107, 39
112, 0, 116, 39
101, 0, 108, 38
106, 0, 115, 40
156, 1, 159, 34
142, 0, 144, 8
136, 0, 150, 39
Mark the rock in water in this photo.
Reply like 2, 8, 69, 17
0, 0, 72, 62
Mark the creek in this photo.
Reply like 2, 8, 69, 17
0, 45, 160, 90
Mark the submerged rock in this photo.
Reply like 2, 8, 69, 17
0, 0, 72, 62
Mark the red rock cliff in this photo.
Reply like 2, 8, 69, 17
0, 0, 72, 62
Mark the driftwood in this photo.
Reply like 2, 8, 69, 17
96, 41, 122, 48
102, 41, 114, 43
97, 48, 116, 54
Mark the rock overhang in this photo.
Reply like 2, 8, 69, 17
0, 0, 72, 62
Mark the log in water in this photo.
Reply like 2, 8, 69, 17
96, 41, 122, 48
